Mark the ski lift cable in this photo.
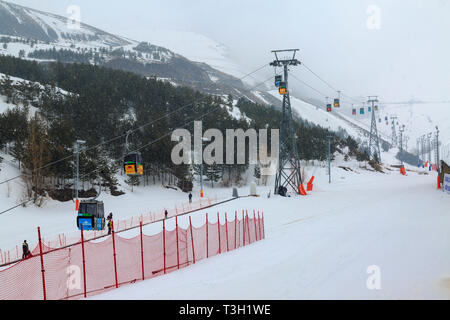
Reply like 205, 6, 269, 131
0, 63, 271, 187
301, 62, 364, 104
290, 73, 329, 98
77, 75, 276, 182
0, 74, 274, 216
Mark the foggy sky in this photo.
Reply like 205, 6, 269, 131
7, 0, 450, 104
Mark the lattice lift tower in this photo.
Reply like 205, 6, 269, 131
390, 115, 398, 147
368, 96, 381, 162
271, 49, 302, 195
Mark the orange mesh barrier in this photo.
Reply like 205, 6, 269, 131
0, 210, 264, 300
0, 196, 221, 266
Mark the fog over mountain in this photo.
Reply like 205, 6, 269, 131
6, 0, 450, 104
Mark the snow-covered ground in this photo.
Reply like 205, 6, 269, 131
89, 167, 449, 300
2, 145, 448, 299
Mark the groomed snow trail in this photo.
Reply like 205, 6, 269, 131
91, 173, 450, 300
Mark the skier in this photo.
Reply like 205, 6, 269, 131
107, 212, 113, 221
189, 193, 193, 204
164, 210, 168, 219
22, 240, 30, 259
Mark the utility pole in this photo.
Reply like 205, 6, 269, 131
368, 96, 381, 162
435, 126, 440, 173
416, 138, 420, 166
390, 115, 398, 147
421, 134, 426, 164
427, 132, 433, 164
271, 49, 302, 195
399, 125, 405, 166
74, 140, 86, 205
200, 137, 211, 198
327, 135, 332, 183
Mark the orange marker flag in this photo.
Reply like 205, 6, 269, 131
299, 184, 307, 196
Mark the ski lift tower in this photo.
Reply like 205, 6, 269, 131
270, 49, 302, 195
368, 96, 381, 162
390, 115, 398, 148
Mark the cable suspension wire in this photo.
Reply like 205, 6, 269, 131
301, 62, 365, 105
0, 63, 270, 187
301, 62, 339, 93
78, 75, 275, 181
0, 75, 274, 216
290, 73, 329, 98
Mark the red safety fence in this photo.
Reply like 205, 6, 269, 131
0, 210, 265, 300
0, 196, 219, 266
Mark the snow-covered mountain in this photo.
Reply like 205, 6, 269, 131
0, 0, 130, 46
0, 0, 275, 103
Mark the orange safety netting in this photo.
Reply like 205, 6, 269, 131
0, 210, 265, 300
0, 196, 219, 266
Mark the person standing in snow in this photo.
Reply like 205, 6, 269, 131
189, 193, 193, 204
107, 220, 113, 235
22, 240, 30, 259
164, 210, 168, 219
106, 212, 113, 235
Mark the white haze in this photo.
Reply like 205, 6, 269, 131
7, 0, 450, 104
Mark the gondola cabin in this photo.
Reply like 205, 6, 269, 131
279, 82, 287, 95
352, 109, 357, 115
374, 105, 378, 111
368, 107, 372, 112
326, 104, 332, 112
124, 152, 144, 176
360, 108, 365, 115
334, 99, 340, 108
275, 75, 282, 87
77, 200, 105, 231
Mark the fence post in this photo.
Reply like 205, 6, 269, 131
111, 221, 118, 289
176, 216, 180, 270
242, 211, 245, 247
217, 212, 221, 254
37, 227, 47, 301
262, 212, 265, 239
257, 211, 262, 241
163, 219, 166, 274
140, 221, 145, 280
253, 210, 258, 242
234, 211, 237, 250
246, 210, 251, 244
206, 213, 209, 258
225, 213, 229, 252
80, 224, 87, 298
189, 216, 195, 264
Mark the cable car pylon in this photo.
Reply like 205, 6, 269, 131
270, 49, 303, 195
368, 96, 382, 162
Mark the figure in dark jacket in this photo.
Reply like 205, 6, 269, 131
22, 240, 30, 259
164, 210, 168, 219
189, 193, 193, 204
